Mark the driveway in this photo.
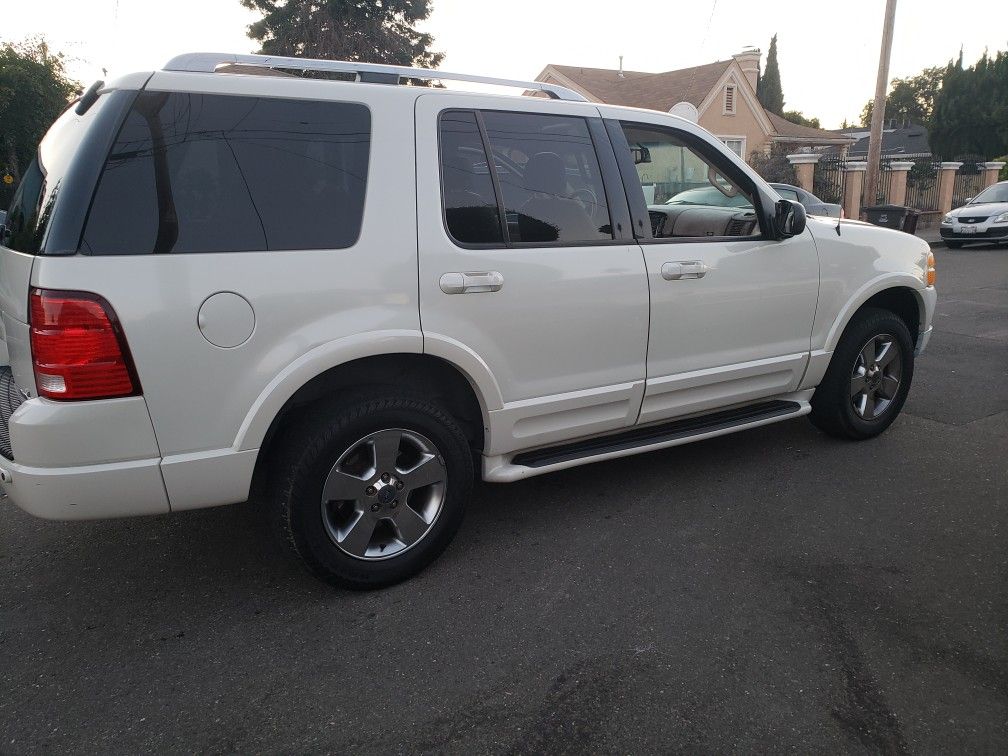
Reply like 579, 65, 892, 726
1, 246, 1005, 753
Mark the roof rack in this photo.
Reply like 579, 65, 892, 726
163, 53, 588, 102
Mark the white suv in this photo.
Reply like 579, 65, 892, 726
0, 53, 936, 588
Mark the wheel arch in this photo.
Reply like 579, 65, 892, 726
823, 276, 925, 354
803, 277, 926, 391
247, 352, 491, 501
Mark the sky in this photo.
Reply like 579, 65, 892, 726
4, 0, 1007, 128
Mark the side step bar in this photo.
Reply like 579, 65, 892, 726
484, 399, 809, 483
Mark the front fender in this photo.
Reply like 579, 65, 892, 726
821, 272, 928, 354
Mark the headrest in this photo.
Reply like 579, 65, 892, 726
523, 151, 566, 196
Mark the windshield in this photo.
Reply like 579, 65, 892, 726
665, 185, 754, 209
970, 184, 1008, 204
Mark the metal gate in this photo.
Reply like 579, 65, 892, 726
905, 159, 942, 211
814, 155, 846, 204
952, 155, 987, 208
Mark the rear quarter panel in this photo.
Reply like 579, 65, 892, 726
32, 73, 422, 461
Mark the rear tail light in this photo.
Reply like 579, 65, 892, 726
29, 288, 140, 400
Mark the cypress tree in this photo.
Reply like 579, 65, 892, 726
758, 34, 785, 115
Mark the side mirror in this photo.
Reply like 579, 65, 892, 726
774, 198, 806, 239
631, 144, 651, 165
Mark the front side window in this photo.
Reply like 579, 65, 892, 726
621, 122, 760, 240
82, 92, 371, 254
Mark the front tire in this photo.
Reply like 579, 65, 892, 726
272, 393, 473, 589
809, 307, 914, 440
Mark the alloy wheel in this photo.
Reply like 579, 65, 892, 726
320, 428, 447, 560
850, 334, 903, 420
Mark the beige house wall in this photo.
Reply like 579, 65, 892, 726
699, 104, 770, 162
697, 66, 771, 163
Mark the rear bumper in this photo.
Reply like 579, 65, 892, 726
1, 386, 257, 520
0, 457, 168, 520
1, 391, 171, 520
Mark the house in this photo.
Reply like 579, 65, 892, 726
533, 50, 853, 163
831, 121, 932, 159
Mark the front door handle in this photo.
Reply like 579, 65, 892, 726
661, 261, 708, 280
439, 271, 504, 294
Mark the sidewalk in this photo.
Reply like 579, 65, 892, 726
915, 225, 945, 248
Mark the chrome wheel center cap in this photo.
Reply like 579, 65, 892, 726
375, 482, 397, 505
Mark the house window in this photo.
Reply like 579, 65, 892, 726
723, 84, 736, 114
719, 137, 745, 158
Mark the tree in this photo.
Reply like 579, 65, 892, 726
859, 66, 944, 128
781, 110, 820, 129
756, 34, 784, 115
930, 49, 1008, 158
748, 142, 796, 184
0, 38, 80, 203
241, 0, 443, 70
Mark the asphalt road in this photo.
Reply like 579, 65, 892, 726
2, 243, 1006, 754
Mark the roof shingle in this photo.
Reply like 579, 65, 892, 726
544, 62, 852, 144
546, 61, 732, 111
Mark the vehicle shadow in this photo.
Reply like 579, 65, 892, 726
5, 415, 832, 615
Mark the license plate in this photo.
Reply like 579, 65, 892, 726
961, 225, 977, 234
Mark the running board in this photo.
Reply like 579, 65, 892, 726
484, 399, 808, 483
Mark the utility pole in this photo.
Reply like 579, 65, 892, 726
863, 0, 898, 210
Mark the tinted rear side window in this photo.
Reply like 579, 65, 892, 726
81, 92, 371, 254
481, 111, 613, 244
439, 110, 503, 244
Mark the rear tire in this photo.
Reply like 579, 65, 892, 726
271, 393, 473, 589
809, 307, 914, 440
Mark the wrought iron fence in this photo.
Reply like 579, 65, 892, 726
904, 158, 942, 211
952, 155, 988, 208
864, 159, 895, 206
813, 155, 846, 204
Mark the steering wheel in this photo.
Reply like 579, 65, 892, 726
572, 188, 599, 215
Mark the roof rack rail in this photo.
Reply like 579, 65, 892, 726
163, 52, 588, 102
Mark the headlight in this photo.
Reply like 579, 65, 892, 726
941, 213, 953, 224
993, 212, 1008, 223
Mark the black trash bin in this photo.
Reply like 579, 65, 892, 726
861, 204, 919, 234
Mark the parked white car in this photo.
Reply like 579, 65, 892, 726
0, 54, 937, 588
940, 181, 1008, 248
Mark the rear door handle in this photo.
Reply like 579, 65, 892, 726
439, 271, 504, 294
661, 261, 708, 280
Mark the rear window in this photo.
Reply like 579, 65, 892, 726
81, 92, 371, 254
3, 95, 114, 254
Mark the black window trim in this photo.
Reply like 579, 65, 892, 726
437, 107, 634, 251
606, 117, 776, 245
79, 90, 373, 256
